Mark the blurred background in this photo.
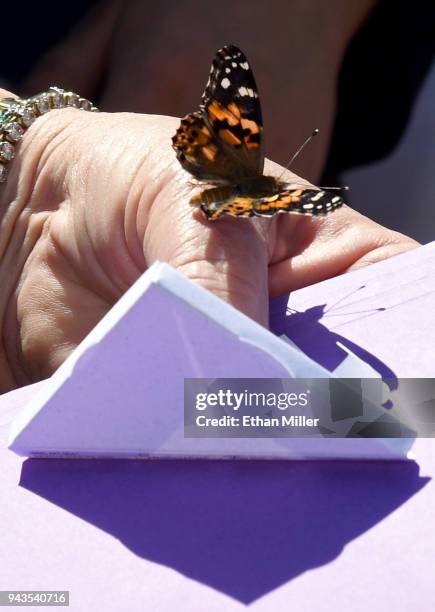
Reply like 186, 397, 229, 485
343, 64, 435, 243
1, 0, 434, 242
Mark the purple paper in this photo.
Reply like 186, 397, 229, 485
1, 245, 435, 610
270, 242, 435, 377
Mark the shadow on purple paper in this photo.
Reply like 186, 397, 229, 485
20, 458, 428, 604
270, 295, 399, 403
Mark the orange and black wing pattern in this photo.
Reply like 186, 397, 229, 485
172, 45, 264, 182
201, 45, 264, 176
251, 188, 344, 218
194, 188, 344, 220
172, 111, 237, 181
173, 44, 345, 222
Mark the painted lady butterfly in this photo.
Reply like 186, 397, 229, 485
172, 44, 344, 221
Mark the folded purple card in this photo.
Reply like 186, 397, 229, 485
8, 243, 433, 460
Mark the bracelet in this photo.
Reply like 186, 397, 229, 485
0, 86, 98, 184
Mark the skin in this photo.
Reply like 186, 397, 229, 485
0, 104, 418, 393
0, 0, 419, 392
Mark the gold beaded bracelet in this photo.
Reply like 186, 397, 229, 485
0, 86, 98, 184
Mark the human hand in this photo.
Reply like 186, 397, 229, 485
0, 108, 417, 392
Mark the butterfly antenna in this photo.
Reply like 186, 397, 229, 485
318, 185, 350, 192
278, 128, 319, 180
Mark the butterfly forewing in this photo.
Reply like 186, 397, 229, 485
172, 111, 240, 181
201, 45, 264, 176
252, 188, 345, 217
199, 188, 344, 220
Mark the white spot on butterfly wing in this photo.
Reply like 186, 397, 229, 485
237, 86, 257, 98
221, 78, 231, 89
240, 61, 250, 70
311, 191, 324, 201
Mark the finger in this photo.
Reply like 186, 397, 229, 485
142, 176, 272, 327
269, 206, 419, 296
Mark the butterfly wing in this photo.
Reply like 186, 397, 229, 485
172, 111, 236, 181
172, 45, 264, 182
252, 188, 344, 218
200, 197, 255, 220
173, 45, 344, 222
197, 188, 344, 220
201, 45, 264, 177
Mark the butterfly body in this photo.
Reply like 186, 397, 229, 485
172, 45, 344, 221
